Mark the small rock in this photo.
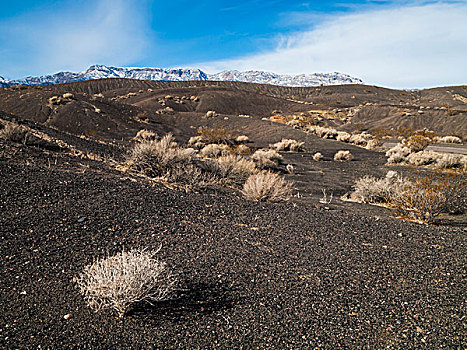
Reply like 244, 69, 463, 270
78, 217, 86, 223
20, 291, 26, 295
64, 314, 72, 320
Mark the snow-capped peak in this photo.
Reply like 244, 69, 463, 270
0, 65, 363, 87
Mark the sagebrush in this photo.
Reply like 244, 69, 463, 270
75, 248, 176, 318
242, 171, 293, 202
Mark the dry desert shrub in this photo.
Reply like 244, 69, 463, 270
391, 172, 466, 223
75, 248, 176, 318
435, 136, 462, 144
213, 155, 257, 185
251, 149, 283, 169
270, 138, 305, 152
197, 126, 235, 145
406, 151, 437, 166
307, 126, 338, 139
313, 152, 323, 161
188, 135, 205, 149
334, 150, 353, 161
365, 139, 381, 150
0, 122, 29, 143
204, 110, 217, 119
236, 135, 249, 143
242, 171, 293, 202
434, 153, 466, 169
128, 133, 196, 178
352, 171, 466, 223
336, 131, 351, 143
349, 133, 369, 146
386, 143, 412, 164
200, 143, 232, 158
233, 144, 250, 155
134, 129, 158, 142
402, 134, 432, 152
353, 171, 405, 204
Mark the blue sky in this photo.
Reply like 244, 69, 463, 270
0, 0, 466, 88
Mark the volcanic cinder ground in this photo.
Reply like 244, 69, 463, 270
0, 80, 465, 349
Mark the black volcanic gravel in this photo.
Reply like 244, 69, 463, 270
1, 158, 465, 349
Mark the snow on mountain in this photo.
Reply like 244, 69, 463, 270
0, 65, 362, 87
208, 70, 363, 87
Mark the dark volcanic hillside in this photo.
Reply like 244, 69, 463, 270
1, 80, 466, 348
0, 79, 466, 138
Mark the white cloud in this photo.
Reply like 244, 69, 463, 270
0, 0, 153, 79
199, 2, 467, 88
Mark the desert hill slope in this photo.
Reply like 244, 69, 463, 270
1, 104, 465, 348
0, 79, 466, 348
0, 79, 466, 138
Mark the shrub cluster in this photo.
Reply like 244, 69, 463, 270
270, 138, 305, 152
435, 135, 462, 144
386, 144, 466, 170
305, 126, 375, 149
128, 133, 293, 200
128, 134, 196, 179
352, 171, 466, 223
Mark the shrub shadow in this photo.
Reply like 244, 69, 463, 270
129, 281, 239, 321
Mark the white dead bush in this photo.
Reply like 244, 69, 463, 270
242, 171, 293, 202
200, 144, 232, 158
307, 126, 338, 139
236, 135, 249, 143
188, 136, 205, 149
434, 153, 466, 169
406, 151, 437, 166
436, 136, 462, 144
205, 110, 217, 118
336, 131, 351, 143
349, 133, 369, 146
386, 143, 412, 164
313, 152, 323, 161
75, 248, 176, 318
270, 139, 305, 152
353, 171, 406, 203
251, 149, 283, 169
334, 150, 353, 161
128, 133, 196, 178
365, 139, 381, 150
62, 93, 74, 99
134, 129, 158, 142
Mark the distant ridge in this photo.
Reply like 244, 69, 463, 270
0, 65, 363, 87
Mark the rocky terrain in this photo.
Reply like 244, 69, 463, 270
0, 79, 465, 348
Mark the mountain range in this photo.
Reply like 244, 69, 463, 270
0, 65, 363, 88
